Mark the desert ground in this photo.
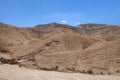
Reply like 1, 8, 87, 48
0, 64, 120, 80
0, 22, 120, 80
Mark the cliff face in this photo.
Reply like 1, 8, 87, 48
0, 22, 120, 75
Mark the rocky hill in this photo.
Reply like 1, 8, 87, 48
0, 22, 120, 75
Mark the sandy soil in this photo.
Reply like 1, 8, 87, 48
0, 64, 120, 80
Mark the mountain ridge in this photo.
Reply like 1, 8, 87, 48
0, 22, 120, 75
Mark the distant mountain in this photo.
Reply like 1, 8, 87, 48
0, 22, 120, 75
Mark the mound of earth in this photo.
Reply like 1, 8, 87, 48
17, 33, 97, 71
76, 40, 120, 75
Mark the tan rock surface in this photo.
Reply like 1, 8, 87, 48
0, 22, 120, 75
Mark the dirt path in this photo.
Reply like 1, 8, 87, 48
0, 64, 120, 80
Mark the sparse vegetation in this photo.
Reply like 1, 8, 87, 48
87, 70, 93, 74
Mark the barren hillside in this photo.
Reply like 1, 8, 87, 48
0, 22, 120, 76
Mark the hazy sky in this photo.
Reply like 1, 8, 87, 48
0, 0, 120, 27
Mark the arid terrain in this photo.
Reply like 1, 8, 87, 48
0, 22, 120, 80
0, 64, 120, 80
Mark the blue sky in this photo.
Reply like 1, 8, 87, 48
0, 0, 120, 27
